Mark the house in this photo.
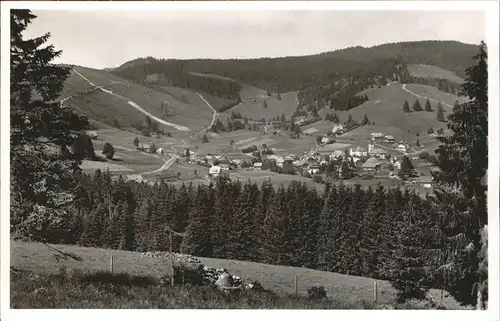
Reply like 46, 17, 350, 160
384, 135, 395, 143
220, 164, 231, 171
156, 147, 165, 155
370, 132, 384, 139
321, 135, 334, 145
138, 143, 152, 153
307, 164, 321, 175
368, 144, 388, 159
329, 150, 345, 161
412, 176, 433, 188
396, 144, 407, 153
350, 146, 368, 157
126, 174, 147, 183
362, 157, 381, 172
208, 165, 222, 179
332, 124, 345, 135
253, 162, 263, 170
86, 131, 98, 139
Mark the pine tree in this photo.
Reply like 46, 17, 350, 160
261, 185, 288, 265
10, 10, 89, 242
432, 41, 488, 307
362, 114, 370, 126
133, 137, 139, 147
402, 100, 411, 113
182, 185, 214, 257
425, 99, 432, 112
413, 100, 423, 111
317, 184, 338, 271
398, 156, 415, 179
436, 102, 445, 122
134, 200, 153, 251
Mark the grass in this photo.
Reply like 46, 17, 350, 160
335, 83, 458, 136
221, 91, 298, 121
406, 64, 464, 84
10, 242, 466, 309
61, 66, 214, 132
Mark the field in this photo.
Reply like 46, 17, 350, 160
222, 91, 298, 121
61, 66, 214, 132
332, 83, 458, 136
407, 64, 464, 84
10, 241, 466, 309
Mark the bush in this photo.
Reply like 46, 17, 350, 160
418, 151, 430, 160
242, 145, 258, 153
102, 142, 115, 159
308, 286, 327, 300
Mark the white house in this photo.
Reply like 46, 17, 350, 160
368, 143, 388, 159
370, 132, 384, 139
253, 162, 263, 170
156, 147, 165, 155
321, 136, 331, 145
86, 131, 98, 139
396, 144, 407, 153
208, 165, 222, 179
332, 124, 345, 135
350, 146, 368, 157
384, 135, 395, 144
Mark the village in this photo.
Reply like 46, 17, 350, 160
120, 121, 438, 191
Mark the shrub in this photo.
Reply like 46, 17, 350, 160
418, 151, 430, 160
242, 145, 258, 153
102, 142, 115, 159
308, 286, 327, 300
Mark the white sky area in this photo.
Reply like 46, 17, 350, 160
23, 10, 486, 70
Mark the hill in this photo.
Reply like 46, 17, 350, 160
112, 41, 476, 93
10, 241, 466, 309
330, 82, 462, 135
60, 66, 215, 132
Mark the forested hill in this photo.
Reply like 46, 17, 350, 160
110, 40, 476, 96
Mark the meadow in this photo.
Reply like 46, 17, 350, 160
10, 242, 465, 309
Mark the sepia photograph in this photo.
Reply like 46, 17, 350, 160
1, 0, 498, 319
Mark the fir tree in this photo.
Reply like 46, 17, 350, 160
432, 41, 488, 307
102, 142, 115, 159
10, 9, 89, 242
436, 102, 445, 122
425, 99, 432, 112
413, 99, 423, 111
362, 114, 370, 126
133, 137, 139, 147
402, 100, 411, 113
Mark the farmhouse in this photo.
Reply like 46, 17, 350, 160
86, 131, 98, 139
362, 157, 381, 172
368, 144, 388, 159
307, 163, 321, 175
396, 144, 407, 153
329, 150, 345, 160
370, 132, 384, 139
412, 176, 433, 188
208, 165, 222, 179
349, 146, 368, 157
253, 162, 263, 170
384, 135, 395, 143
156, 147, 165, 155
332, 124, 345, 135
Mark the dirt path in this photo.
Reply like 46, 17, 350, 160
140, 154, 178, 175
71, 68, 190, 132
402, 84, 453, 108
197, 93, 218, 133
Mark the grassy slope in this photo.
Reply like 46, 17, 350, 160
222, 91, 298, 121
407, 64, 464, 84
334, 83, 459, 135
10, 241, 466, 309
61, 66, 214, 132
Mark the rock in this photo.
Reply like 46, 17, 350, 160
215, 272, 233, 288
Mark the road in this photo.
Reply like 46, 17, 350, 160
72, 69, 190, 132
402, 84, 453, 109
197, 93, 218, 133
140, 154, 179, 175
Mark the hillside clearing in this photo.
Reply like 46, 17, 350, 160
407, 64, 464, 84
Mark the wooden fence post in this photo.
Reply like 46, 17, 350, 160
109, 254, 114, 274
373, 281, 378, 303
294, 275, 299, 294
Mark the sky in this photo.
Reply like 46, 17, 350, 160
24, 9, 486, 70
